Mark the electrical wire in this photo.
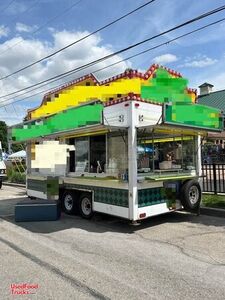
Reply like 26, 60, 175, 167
0, 0, 83, 57
10, 0, 40, 24
0, 0, 16, 15
0, 16, 224, 109
0, 4, 224, 101
0, 0, 156, 80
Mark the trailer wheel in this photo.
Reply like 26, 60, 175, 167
79, 193, 93, 219
62, 191, 77, 215
180, 180, 201, 210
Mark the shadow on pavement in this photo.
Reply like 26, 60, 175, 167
0, 197, 26, 217
0, 196, 224, 234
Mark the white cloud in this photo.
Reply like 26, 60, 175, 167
0, 29, 131, 125
0, 25, 9, 38
0, 104, 27, 126
197, 72, 225, 92
187, 22, 225, 46
152, 53, 178, 64
180, 55, 217, 68
15, 22, 37, 33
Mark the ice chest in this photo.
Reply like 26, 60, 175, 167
15, 199, 61, 222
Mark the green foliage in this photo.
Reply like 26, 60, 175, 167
11, 143, 25, 153
0, 121, 8, 152
10, 172, 26, 184
6, 166, 26, 184
6, 166, 13, 178
11, 162, 26, 174
202, 194, 225, 209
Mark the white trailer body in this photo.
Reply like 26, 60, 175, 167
9, 65, 223, 221
20, 98, 209, 221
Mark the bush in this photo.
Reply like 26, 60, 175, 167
11, 162, 26, 174
10, 172, 26, 184
6, 166, 26, 184
6, 166, 13, 179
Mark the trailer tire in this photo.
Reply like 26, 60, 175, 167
62, 191, 77, 215
180, 180, 201, 210
79, 193, 93, 219
0, 180, 2, 189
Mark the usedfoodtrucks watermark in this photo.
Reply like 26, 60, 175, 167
10, 283, 39, 295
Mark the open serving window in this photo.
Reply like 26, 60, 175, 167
68, 135, 106, 174
67, 131, 128, 178
137, 127, 197, 177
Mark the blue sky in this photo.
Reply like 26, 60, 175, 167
0, 0, 224, 125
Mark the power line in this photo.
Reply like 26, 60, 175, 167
29, 0, 83, 35
0, 0, 41, 59
0, 0, 83, 57
0, 4, 224, 100
0, 0, 81, 112
0, 1, 40, 33
0, 0, 156, 80
0, 16, 224, 109
11, 0, 40, 23
0, 0, 16, 15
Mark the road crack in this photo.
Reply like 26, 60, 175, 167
135, 231, 225, 267
0, 236, 110, 300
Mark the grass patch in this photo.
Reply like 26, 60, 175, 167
202, 194, 225, 209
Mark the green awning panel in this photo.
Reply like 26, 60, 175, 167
10, 104, 103, 142
141, 69, 193, 104
164, 103, 223, 131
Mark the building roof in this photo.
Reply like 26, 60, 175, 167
198, 82, 214, 88
198, 89, 225, 113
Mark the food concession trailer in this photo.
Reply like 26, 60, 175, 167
9, 64, 223, 221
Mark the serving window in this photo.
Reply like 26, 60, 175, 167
75, 137, 89, 172
106, 131, 128, 176
137, 129, 196, 174
68, 135, 106, 173
90, 135, 106, 173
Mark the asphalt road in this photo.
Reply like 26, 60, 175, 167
0, 185, 225, 300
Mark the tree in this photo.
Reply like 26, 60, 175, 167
0, 121, 8, 152
11, 143, 25, 153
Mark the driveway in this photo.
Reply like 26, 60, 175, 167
0, 184, 225, 299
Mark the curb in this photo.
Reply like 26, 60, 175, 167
3, 182, 26, 188
200, 206, 225, 218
